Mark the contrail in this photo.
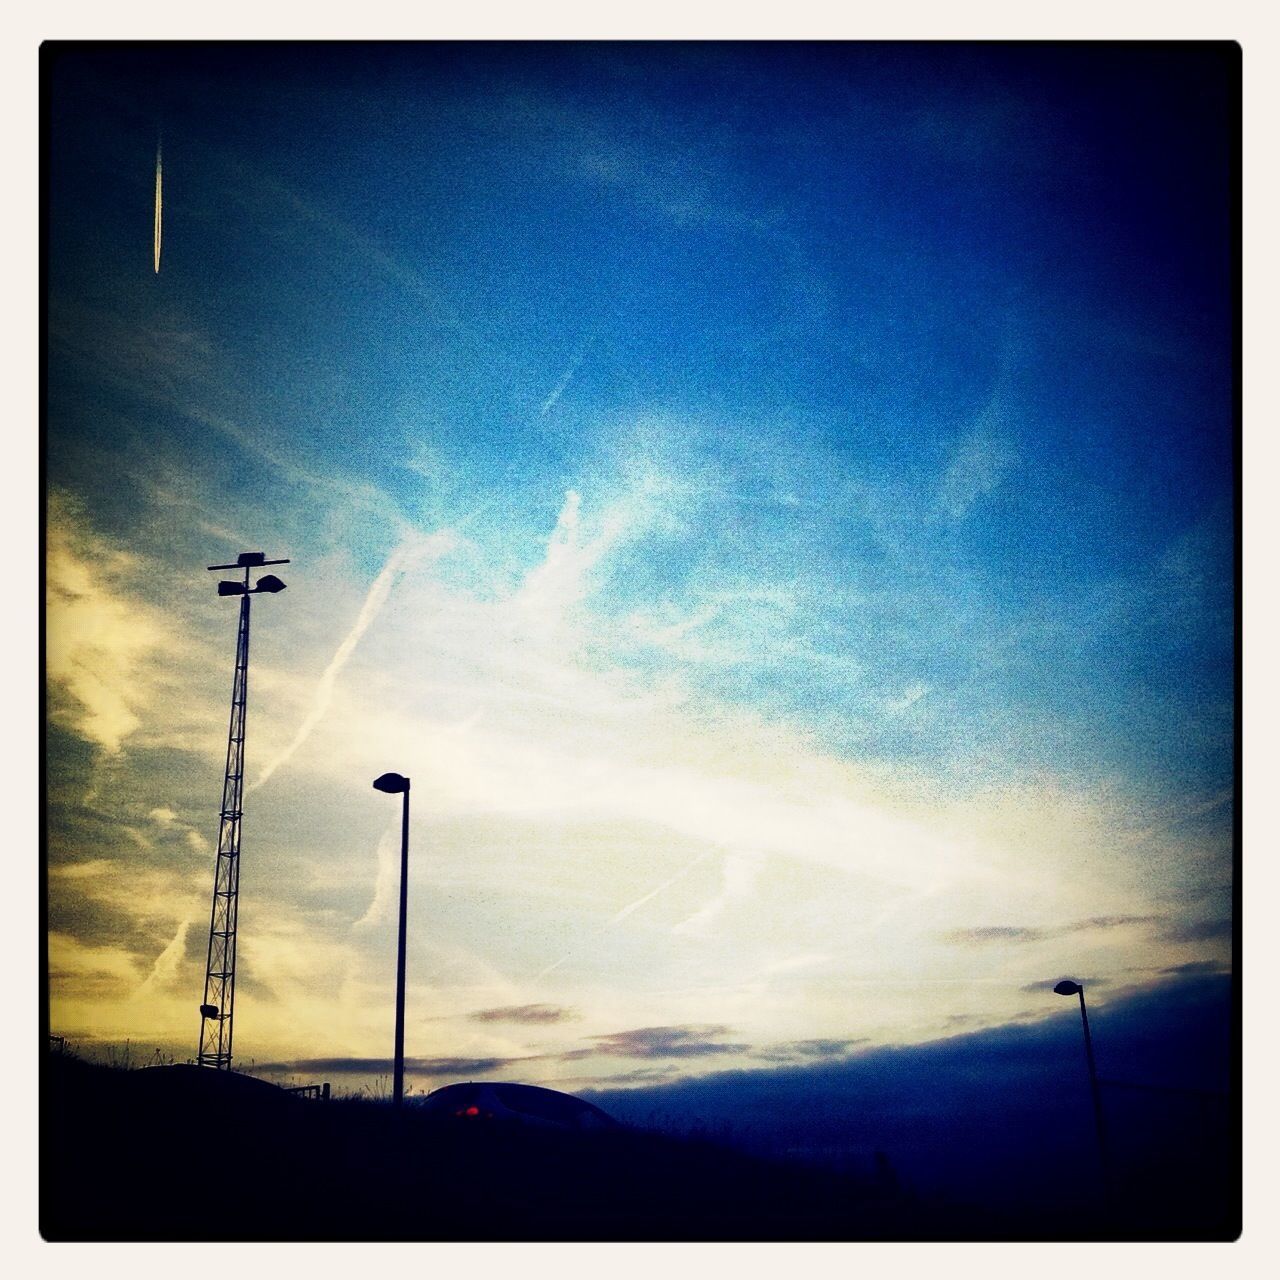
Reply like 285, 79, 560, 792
353, 815, 402, 930
249, 537, 441, 793
153, 139, 163, 274
538, 337, 594, 420
607, 851, 717, 926
535, 849, 716, 979
135, 916, 192, 997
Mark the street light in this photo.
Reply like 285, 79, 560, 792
1053, 979, 1111, 1191
373, 771, 411, 1108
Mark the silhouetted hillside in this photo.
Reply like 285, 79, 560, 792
41, 1051, 945, 1241
583, 973, 1236, 1237
42, 974, 1235, 1241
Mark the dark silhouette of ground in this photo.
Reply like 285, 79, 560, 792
40, 1008, 1236, 1243
37, 1052, 1028, 1242
584, 973, 1237, 1240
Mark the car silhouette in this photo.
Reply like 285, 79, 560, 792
417, 1081, 620, 1132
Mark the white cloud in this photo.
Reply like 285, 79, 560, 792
45, 494, 171, 754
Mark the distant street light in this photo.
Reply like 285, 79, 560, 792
373, 771, 411, 1108
1053, 979, 1112, 1191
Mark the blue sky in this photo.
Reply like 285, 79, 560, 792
45, 43, 1235, 1085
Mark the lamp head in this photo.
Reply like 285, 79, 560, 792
373, 772, 410, 794
253, 574, 287, 593
1053, 980, 1083, 997
217, 581, 247, 596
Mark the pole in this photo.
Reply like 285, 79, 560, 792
1078, 987, 1111, 1190
197, 552, 289, 1069
197, 587, 250, 1068
393, 781, 410, 1107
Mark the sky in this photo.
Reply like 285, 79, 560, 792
44, 42, 1235, 1093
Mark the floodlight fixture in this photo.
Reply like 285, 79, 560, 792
207, 555, 290, 572
208, 553, 289, 598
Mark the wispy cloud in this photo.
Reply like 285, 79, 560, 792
538, 338, 593, 420
249, 532, 454, 793
946, 925, 1045, 944
1086, 914, 1161, 930
936, 372, 1020, 521
45, 491, 171, 754
535, 848, 717, 978
943, 915, 1159, 947
257, 1054, 533, 1078
134, 917, 195, 998
1157, 917, 1232, 944
44, 49, 1234, 1097
468, 1003, 578, 1025
148, 806, 210, 855
588, 1025, 749, 1059
1159, 960, 1229, 977
44, 468, 1229, 1081
352, 816, 402, 930
938, 427, 1018, 520
754, 1037, 869, 1064
673, 851, 763, 937
885, 682, 929, 714
571, 1065, 684, 1089
49, 932, 143, 1002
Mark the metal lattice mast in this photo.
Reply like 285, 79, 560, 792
197, 552, 289, 1069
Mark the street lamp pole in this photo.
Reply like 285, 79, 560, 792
374, 772, 411, 1107
1054, 979, 1112, 1190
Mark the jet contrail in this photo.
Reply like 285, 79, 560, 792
606, 850, 717, 927
249, 537, 439, 793
153, 139, 163, 274
538, 336, 595, 420
535, 849, 716, 979
353, 815, 402, 930
135, 916, 192, 997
